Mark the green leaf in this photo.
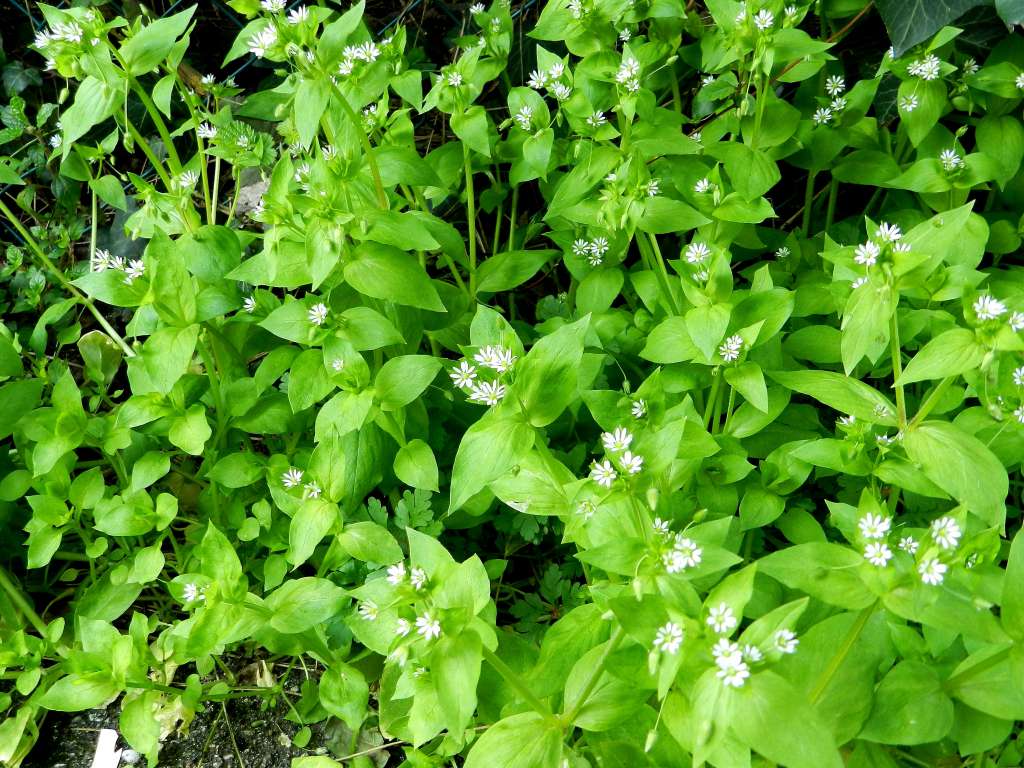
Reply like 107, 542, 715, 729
859, 661, 955, 744
512, 317, 589, 427
294, 77, 330, 148
897, 328, 985, 385
875, 0, 978, 56
119, 7, 196, 75
264, 577, 346, 633
947, 645, 1024, 721
88, 175, 128, 211
759, 543, 875, 609
448, 410, 535, 512
432, 631, 483, 735
208, 452, 265, 488
725, 362, 768, 412
130, 451, 170, 493
345, 243, 445, 312
60, 76, 120, 152
463, 712, 563, 768
767, 370, 897, 425
903, 422, 1007, 528
394, 439, 440, 491
140, 325, 199, 396
1003, 529, 1024, 640
168, 404, 211, 456
319, 663, 369, 730
374, 355, 442, 411
476, 250, 556, 293
38, 672, 120, 712
451, 106, 491, 158
339, 521, 403, 563
287, 499, 339, 567
637, 197, 710, 234
731, 672, 843, 768
120, 691, 161, 761
686, 304, 730, 360
564, 640, 650, 731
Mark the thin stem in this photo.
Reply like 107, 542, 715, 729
329, 82, 387, 208
801, 170, 817, 237
562, 626, 625, 726
224, 169, 240, 228
464, 142, 478, 296
211, 157, 221, 226
124, 118, 174, 190
809, 601, 877, 704
703, 372, 723, 432
130, 81, 183, 174
825, 177, 838, 232
907, 376, 955, 431
0, 197, 134, 357
889, 310, 907, 429
646, 233, 681, 315
89, 188, 98, 265
480, 644, 552, 717
0, 566, 48, 636
507, 185, 519, 251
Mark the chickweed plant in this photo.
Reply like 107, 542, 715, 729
1, 0, 1024, 766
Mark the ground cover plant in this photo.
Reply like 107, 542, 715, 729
1, 0, 1024, 765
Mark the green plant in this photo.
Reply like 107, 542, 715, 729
1, 1, 1024, 766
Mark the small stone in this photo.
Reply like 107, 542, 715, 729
121, 749, 141, 764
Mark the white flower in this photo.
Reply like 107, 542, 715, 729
776, 245, 791, 259
108, 254, 126, 271
123, 259, 146, 285
243, 295, 257, 313
707, 603, 737, 635
837, 414, 856, 427
621, 451, 644, 474
303, 482, 321, 499
962, 58, 979, 76
410, 567, 428, 590
812, 107, 833, 126
468, 381, 507, 406
719, 335, 744, 362
450, 361, 477, 389
395, 618, 411, 636
1009, 312, 1024, 332
470, 2, 486, 13
898, 536, 919, 554
908, 54, 941, 81
572, 239, 590, 257
183, 582, 205, 602
261, 0, 286, 11
773, 629, 799, 654
743, 644, 763, 662
590, 459, 617, 488
178, 170, 199, 188
830, 96, 848, 112
551, 83, 573, 101
601, 427, 633, 452
653, 518, 670, 535
615, 58, 640, 85
446, 71, 463, 87
695, 178, 714, 193
717, 661, 750, 687
893, 242, 911, 253
354, 42, 380, 62
825, 75, 845, 96
514, 105, 533, 131
201, 74, 216, 85
694, 268, 709, 282
691, 131, 702, 143
549, 62, 565, 79
387, 562, 406, 585
589, 237, 609, 257
287, 6, 310, 24
875, 222, 901, 242
1014, 405, 1024, 424
568, 0, 586, 18
527, 69, 547, 89
685, 241, 711, 264
197, 122, 217, 140
587, 250, 603, 267
474, 345, 517, 372
753, 9, 774, 30
701, 74, 715, 86
785, 4, 798, 16
282, 468, 304, 488
576, 499, 596, 520
851, 277, 868, 289
632, 399, 647, 419
672, 536, 702, 568
864, 542, 893, 567
899, 95, 919, 113
858, 513, 891, 539
919, 558, 947, 586
358, 601, 378, 621
54, 21, 83, 43
248, 25, 278, 58
930, 516, 961, 550
416, 612, 441, 640
940, 149, 963, 171
308, 302, 329, 326
330, 358, 344, 372
91, 249, 113, 272
854, 241, 880, 266
974, 295, 1007, 321
653, 622, 684, 654
712, 638, 741, 665
48, 134, 61, 149
644, 179, 660, 197
586, 111, 607, 128
1013, 366, 1024, 387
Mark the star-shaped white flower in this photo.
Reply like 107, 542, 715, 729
308, 302, 329, 326
864, 542, 892, 567
415, 612, 441, 640
919, 558, 947, 586
974, 295, 1007, 321
653, 622, 683, 655
707, 603, 737, 635
858, 513, 890, 539
601, 427, 633, 453
590, 460, 617, 488
773, 629, 799, 654
386, 562, 406, 585
282, 467, 304, 488
930, 516, 961, 550
450, 361, 477, 389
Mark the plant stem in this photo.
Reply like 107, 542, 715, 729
647, 233, 680, 315
0, 566, 48, 636
562, 626, 625, 726
464, 142, 478, 296
129, 82, 183, 174
124, 118, 174, 190
507, 185, 519, 251
889, 310, 907, 429
480, 644, 552, 717
211, 157, 221, 226
0, 197, 134, 357
825, 177, 838, 232
703, 371, 723, 432
907, 376, 955, 431
943, 645, 1012, 692
329, 82, 387, 209
809, 601, 877, 704
801, 170, 817, 237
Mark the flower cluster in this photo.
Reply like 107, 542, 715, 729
527, 60, 573, 101
811, 74, 849, 126
615, 57, 641, 93
589, 426, 644, 488
908, 54, 941, 81
857, 505, 965, 587
450, 345, 518, 407
571, 236, 610, 266
705, 607, 798, 688
849, 222, 909, 279
91, 249, 146, 285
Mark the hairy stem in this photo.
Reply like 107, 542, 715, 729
480, 644, 552, 718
